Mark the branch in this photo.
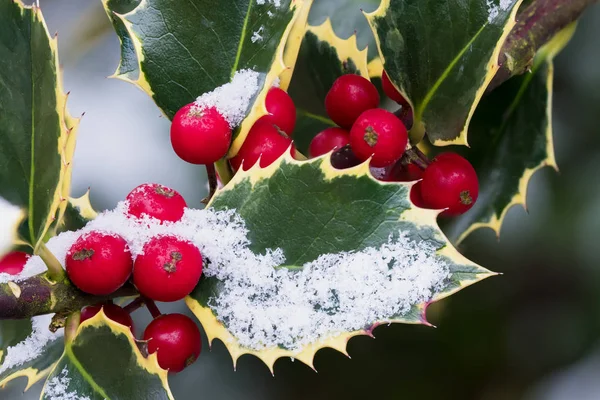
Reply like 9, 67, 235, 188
0, 273, 137, 319
489, 0, 598, 91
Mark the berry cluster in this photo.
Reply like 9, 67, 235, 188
63, 183, 203, 373
170, 87, 296, 171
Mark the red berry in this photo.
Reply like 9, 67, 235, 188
143, 313, 201, 373
409, 181, 428, 208
80, 303, 134, 333
230, 118, 295, 171
265, 87, 296, 135
386, 162, 423, 182
170, 104, 232, 164
349, 108, 408, 168
325, 75, 380, 129
382, 70, 410, 108
0, 251, 29, 275
420, 152, 479, 216
309, 127, 350, 158
126, 183, 187, 223
66, 232, 133, 296
133, 236, 202, 302
330, 144, 362, 170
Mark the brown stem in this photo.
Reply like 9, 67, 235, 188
144, 297, 162, 319
0, 273, 137, 320
404, 148, 430, 170
202, 163, 218, 205
123, 296, 145, 314
489, 0, 599, 91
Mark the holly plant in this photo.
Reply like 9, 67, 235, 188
0, 0, 596, 398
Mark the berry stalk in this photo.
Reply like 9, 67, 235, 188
144, 297, 162, 319
203, 163, 218, 205
37, 241, 66, 282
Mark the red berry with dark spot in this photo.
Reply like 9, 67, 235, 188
382, 70, 410, 108
309, 127, 350, 158
386, 162, 423, 182
133, 236, 202, 302
144, 313, 201, 373
420, 152, 479, 216
325, 74, 380, 129
409, 181, 428, 208
170, 104, 232, 164
230, 118, 295, 171
0, 251, 29, 275
265, 87, 296, 135
80, 303, 134, 334
126, 183, 187, 223
349, 108, 408, 168
66, 232, 133, 296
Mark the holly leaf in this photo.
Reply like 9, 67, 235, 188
186, 153, 492, 373
365, 0, 523, 145
0, 0, 79, 251
104, 0, 312, 157
56, 191, 98, 234
40, 312, 173, 400
288, 19, 369, 153
445, 24, 576, 244
0, 316, 64, 391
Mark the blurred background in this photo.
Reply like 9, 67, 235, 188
5, 0, 600, 398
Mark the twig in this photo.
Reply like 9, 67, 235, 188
144, 297, 162, 319
123, 296, 145, 314
202, 163, 218, 205
489, 0, 599, 91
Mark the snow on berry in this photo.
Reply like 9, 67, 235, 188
17, 199, 452, 352
193, 69, 260, 129
126, 183, 187, 222
44, 367, 91, 400
0, 314, 63, 376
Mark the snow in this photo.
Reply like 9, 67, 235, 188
193, 69, 260, 128
44, 367, 91, 400
487, 0, 512, 22
16, 203, 451, 351
0, 314, 63, 376
0, 197, 22, 257
257, 0, 281, 7
251, 26, 265, 43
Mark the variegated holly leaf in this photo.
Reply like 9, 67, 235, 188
0, 0, 79, 251
186, 153, 492, 373
56, 191, 98, 234
40, 312, 173, 400
0, 316, 63, 391
288, 19, 369, 153
0, 198, 24, 258
445, 24, 576, 244
365, 0, 523, 145
103, 0, 312, 158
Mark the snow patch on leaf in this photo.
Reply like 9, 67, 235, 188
44, 367, 91, 400
192, 69, 260, 128
23, 202, 453, 351
0, 314, 63, 375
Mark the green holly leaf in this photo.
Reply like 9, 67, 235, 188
0, 198, 24, 258
445, 24, 576, 244
56, 191, 98, 234
104, 0, 312, 158
365, 0, 523, 145
186, 154, 492, 373
0, 0, 79, 251
40, 312, 173, 400
0, 316, 64, 391
101, 0, 142, 81
288, 19, 369, 153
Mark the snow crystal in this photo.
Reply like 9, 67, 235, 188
257, 0, 281, 7
251, 26, 265, 43
44, 367, 91, 400
487, 0, 512, 23
193, 69, 260, 128
267, 10, 275, 17
18, 203, 451, 351
0, 314, 63, 375
0, 197, 22, 257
